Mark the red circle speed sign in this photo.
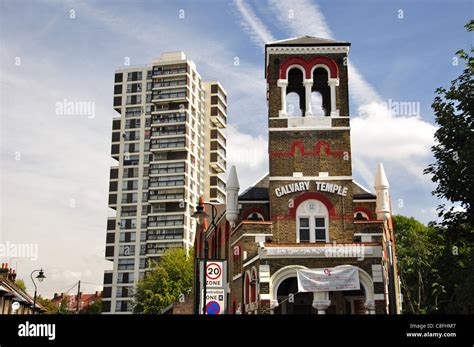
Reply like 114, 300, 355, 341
206, 262, 222, 280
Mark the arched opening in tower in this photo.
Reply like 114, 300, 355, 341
312, 67, 330, 116
286, 67, 305, 117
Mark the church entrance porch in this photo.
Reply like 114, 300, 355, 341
269, 265, 376, 314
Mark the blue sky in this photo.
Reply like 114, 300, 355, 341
0, 0, 472, 296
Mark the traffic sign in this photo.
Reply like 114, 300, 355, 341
202, 288, 225, 315
205, 261, 224, 288
206, 301, 221, 315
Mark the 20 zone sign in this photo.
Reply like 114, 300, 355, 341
206, 262, 222, 280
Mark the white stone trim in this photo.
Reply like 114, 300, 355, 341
374, 293, 385, 300
259, 245, 383, 259
259, 265, 270, 283
231, 233, 273, 247
243, 255, 260, 268
372, 264, 384, 283
232, 273, 242, 281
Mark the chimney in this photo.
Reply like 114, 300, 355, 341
225, 165, 240, 226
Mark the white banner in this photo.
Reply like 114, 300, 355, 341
297, 267, 360, 292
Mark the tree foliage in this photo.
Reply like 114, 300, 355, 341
36, 295, 59, 315
14, 279, 27, 292
133, 247, 193, 314
393, 215, 444, 313
414, 20, 474, 313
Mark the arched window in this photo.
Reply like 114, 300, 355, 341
296, 199, 329, 243
286, 67, 305, 117
244, 272, 250, 305
250, 268, 257, 303
311, 67, 330, 116
354, 212, 369, 221
286, 92, 302, 117
247, 212, 264, 221
311, 91, 325, 117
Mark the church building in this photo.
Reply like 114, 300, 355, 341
201, 36, 401, 314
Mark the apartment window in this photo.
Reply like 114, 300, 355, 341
123, 155, 140, 166
125, 107, 142, 117
121, 206, 137, 217
147, 229, 183, 240
123, 167, 139, 178
139, 258, 147, 269
115, 73, 123, 83
124, 131, 140, 141
118, 259, 134, 270
119, 232, 136, 243
151, 137, 185, 149
148, 214, 183, 227
150, 162, 185, 174
119, 245, 135, 256
149, 175, 185, 187
116, 287, 133, 298
152, 88, 186, 100
122, 180, 138, 191
127, 71, 142, 81
126, 83, 142, 93
126, 95, 142, 105
296, 200, 329, 243
121, 193, 137, 204
152, 125, 185, 136
117, 272, 133, 284
115, 300, 132, 312
152, 113, 186, 124
113, 96, 122, 107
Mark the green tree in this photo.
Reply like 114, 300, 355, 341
423, 20, 474, 313
14, 279, 27, 292
81, 298, 102, 314
57, 296, 71, 314
133, 248, 194, 314
424, 20, 473, 223
36, 295, 59, 314
393, 215, 445, 314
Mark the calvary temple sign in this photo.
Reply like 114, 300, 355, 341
274, 181, 349, 198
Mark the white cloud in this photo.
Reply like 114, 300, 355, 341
234, 0, 276, 46
226, 125, 268, 191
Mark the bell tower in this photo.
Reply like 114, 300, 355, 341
265, 36, 354, 243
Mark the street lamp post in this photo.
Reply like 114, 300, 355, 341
30, 269, 45, 314
192, 198, 217, 315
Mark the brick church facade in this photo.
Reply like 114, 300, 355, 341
199, 36, 401, 314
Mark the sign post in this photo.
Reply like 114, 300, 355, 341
199, 260, 227, 314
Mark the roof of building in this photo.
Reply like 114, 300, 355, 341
353, 180, 376, 199
239, 174, 269, 201
266, 36, 351, 47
